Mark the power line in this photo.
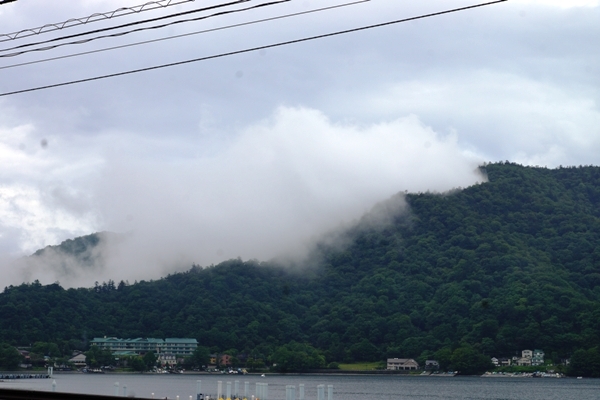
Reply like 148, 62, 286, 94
0, 0, 370, 71
0, 0, 290, 59
0, 0, 508, 98
0, 0, 251, 54
0, 0, 18, 5
0, 0, 195, 42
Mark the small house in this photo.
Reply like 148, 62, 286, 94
387, 358, 419, 370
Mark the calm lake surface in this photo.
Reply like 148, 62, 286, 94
1, 373, 599, 400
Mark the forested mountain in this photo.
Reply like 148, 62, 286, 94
31, 232, 109, 259
2, 162, 600, 368
16, 231, 118, 287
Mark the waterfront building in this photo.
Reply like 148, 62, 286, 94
387, 358, 419, 370
158, 353, 178, 367
163, 338, 198, 356
68, 353, 87, 367
532, 349, 545, 366
90, 337, 198, 356
522, 349, 533, 359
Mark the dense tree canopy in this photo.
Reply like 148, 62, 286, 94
271, 342, 325, 372
1, 163, 600, 374
185, 346, 210, 368
0, 342, 22, 369
85, 345, 115, 368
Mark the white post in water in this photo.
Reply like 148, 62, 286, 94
317, 385, 325, 400
327, 385, 333, 400
51, 380, 56, 392
234, 380, 239, 398
114, 382, 119, 397
226, 382, 232, 400
244, 382, 249, 398
123, 385, 127, 397
48, 367, 53, 378
289, 385, 296, 400
257, 383, 264, 400
299, 384, 304, 400
218, 381, 223, 400
196, 380, 202, 400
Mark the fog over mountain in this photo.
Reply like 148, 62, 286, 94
1, 0, 599, 287
4, 113, 486, 288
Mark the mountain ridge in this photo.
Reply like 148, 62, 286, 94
1, 162, 599, 370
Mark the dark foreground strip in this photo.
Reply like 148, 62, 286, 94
0, 388, 154, 400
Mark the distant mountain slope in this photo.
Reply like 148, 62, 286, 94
311, 162, 600, 361
12, 232, 118, 286
31, 232, 110, 260
1, 163, 599, 365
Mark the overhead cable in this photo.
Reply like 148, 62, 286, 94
0, 0, 251, 54
0, 0, 370, 71
0, 0, 195, 42
0, 0, 508, 98
0, 0, 290, 59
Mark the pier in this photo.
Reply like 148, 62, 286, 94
0, 380, 334, 400
0, 374, 50, 380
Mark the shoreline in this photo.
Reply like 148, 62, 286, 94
3, 370, 585, 379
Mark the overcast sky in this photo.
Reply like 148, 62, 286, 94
0, 0, 599, 287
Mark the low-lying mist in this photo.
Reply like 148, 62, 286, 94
1, 107, 485, 288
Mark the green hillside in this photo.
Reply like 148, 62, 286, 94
31, 232, 107, 259
1, 162, 600, 373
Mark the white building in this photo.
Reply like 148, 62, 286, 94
158, 353, 177, 367
387, 358, 419, 370
68, 353, 87, 367
90, 337, 198, 356
532, 349, 544, 366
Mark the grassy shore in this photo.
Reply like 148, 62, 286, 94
337, 362, 384, 371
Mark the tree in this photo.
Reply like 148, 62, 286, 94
434, 347, 453, 371
130, 356, 146, 372
31, 342, 61, 358
567, 348, 600, 377
450, 345, 493, 375
187, 346, 210, 368
143, 351, 157, 370
85, 345, 114, 368
349, 339, 380, 362
0, 343, 22, 369
271, 342, 325, 372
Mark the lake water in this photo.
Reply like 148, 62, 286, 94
1, 373, 599, 400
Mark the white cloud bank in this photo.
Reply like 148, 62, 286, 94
0, 106, 484, 288
355, 71, 600, 167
